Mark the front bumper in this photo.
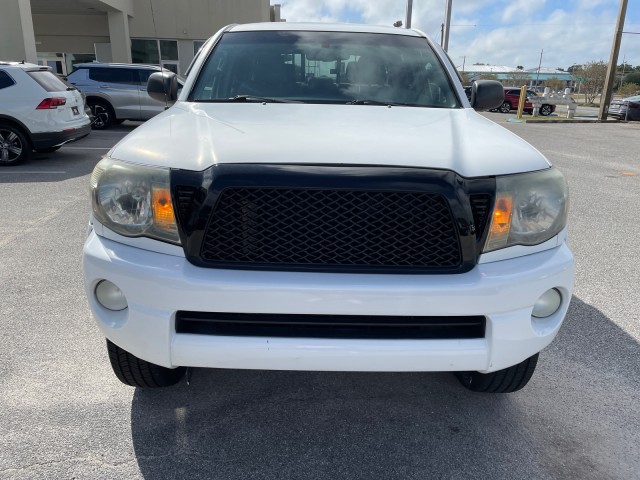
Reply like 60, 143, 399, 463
83, 231, 575, 373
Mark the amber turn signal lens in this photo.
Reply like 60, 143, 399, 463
485, 194, 513, 251
152, 186, 177, 229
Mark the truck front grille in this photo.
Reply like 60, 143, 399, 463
200, 188, 462, 270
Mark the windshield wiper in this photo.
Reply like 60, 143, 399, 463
227, 95, 301, 103
346, 99, 412, 106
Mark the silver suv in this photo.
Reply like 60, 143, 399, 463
67, 63, 181, 129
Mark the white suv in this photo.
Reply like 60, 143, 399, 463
0, 62, 91, 165
83, 24, 575, 393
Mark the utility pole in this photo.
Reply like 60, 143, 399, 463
405, 0, 413, 29
599, 0, 628, 121
442, 0, 453, 51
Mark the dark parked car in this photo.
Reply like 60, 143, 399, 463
496, 88, 555, 116
608, 95, 640, 121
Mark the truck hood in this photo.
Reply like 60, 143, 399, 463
109, 102, 550, 177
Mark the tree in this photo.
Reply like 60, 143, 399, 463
478, 73, 498, 81
546, 77, 565, 92
617, 83, 640, 97
622, 71, 640, 85
506, 69, 529, 87
567, 64, 582, 73
576, 61, 608, 104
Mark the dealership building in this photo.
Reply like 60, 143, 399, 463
0, 0, 282, 76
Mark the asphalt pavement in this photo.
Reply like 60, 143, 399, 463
0, 115, 638, 479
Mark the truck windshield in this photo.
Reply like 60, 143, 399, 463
190, 30, 460, 108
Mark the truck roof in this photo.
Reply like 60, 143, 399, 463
229, 22, 424, 37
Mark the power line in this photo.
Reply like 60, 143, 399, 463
450, 22, 640, 28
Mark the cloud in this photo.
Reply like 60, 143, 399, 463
501, 0, 546, 23
277, 0, 640, 68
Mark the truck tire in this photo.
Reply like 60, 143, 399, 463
107, 339, 185, 388
455, 353, 539, 393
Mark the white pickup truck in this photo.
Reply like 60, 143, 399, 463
83, 22, 574, 393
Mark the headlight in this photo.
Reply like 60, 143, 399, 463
484, 168, 568, 252
90, 158, 180, 245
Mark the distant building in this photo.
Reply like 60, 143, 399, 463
458, 64, 575, 91
0, 0, 283, 76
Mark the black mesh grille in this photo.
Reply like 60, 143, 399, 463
200, 188, 461, 269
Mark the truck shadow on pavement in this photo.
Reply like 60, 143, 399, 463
130, 296, 639, 480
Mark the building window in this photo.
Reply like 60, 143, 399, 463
132, 39, 160, 65
194, 41, 206, 56
160, 40, 178, 61
132, 39, 179, 66
66, 53, 96, 74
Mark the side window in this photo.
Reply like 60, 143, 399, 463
0, 71, 16, 89
137, 69, 154, 86
89, 68, 137, 85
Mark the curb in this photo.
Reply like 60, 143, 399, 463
522, 117, 625, 124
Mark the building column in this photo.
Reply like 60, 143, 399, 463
0, 0, 37, 63
107, 11, 132, 63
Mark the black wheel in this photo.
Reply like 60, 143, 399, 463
499, 101, 511, 113
0, 123, 31, 166
455, 353, 539, 393
35, 146, 61, 153
89, 100, 115, 130
107, 339, 186, 388
539, 104, 553, 116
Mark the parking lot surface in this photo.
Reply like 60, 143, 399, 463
1, 115, 639, 479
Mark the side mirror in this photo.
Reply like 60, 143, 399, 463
147, 71, 178, 104
470, 80, 504, 111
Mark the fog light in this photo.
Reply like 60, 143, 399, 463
532, 288, 562, 318
95, 280, 128, 311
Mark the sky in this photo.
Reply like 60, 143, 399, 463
275, 0, 640, 70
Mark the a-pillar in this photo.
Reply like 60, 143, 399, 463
0, 0, 37, 64
107, 10, 132, 63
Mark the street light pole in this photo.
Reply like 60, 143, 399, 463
442, 0, 453, 51
599, 0, 628, 121
405, 0, 413, 29
619, 54, 626, 88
